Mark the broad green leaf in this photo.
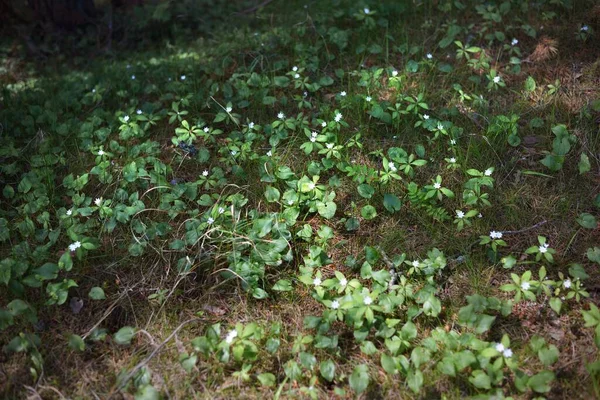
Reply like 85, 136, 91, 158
349, 364, 369, 394
114, 326, 136, 345
383, 194, 402, 213
89, 287, 106, 300
320, 359, 336, 382
361, 205, 377, 220
576, 213, 597, 229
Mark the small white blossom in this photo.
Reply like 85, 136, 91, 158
366, 96, 372, 102
68, 241, 81, 252
92, 89, 96, 93
437, 123, 444, 130
503, 348, 513, 358
131, 75, 136, 80
207, 217, 215, 225
94, 198, 102, 206
521, 281, 531, 291
423, 114, 430, 120
204, 127, 210, 133
450, 139, 456, 145
278, 112, 285, 120
322, 121, 327, 127
326, 143, 334, 149
426, 53, 433, 59
231, 150, 237, 156
392, 70, 398, 77
433, 182, 441, 189
511, 38, 519, 46
66, 209, 72, 216
331, 300, 340, 309
248, 122, 254, 129
292, 66, 298, 72
484, 168, 493, 176
539, 245, 548, 254
98, 150, 105, 156
311, 131, 318, 138
495, 343, 505, 352
267, 150, 272, 156
388, 162, 397, 172
180, 75, 186, 80
123, 115, 130, 122
307, 182, 315, 190
563, 279, 572, 289
218, 207, 225, 214
449, 157, 456, 163
363, 296, 373, 305
490, 231, 503, 239
202, 170, 209, 177
225, 329, 237, 344
126, 64, 131, 69
313, 277, 322, 286
136, 109, 142, 115
493, 76, 501, 83
226, 106, 232, 113
334, 113, 343, 122
340, 91, 347, 97
293, 73, 300, 80
288, 200, 294, 205
478, 213, 483, 218
364, 7, 370, 14
456, 210, 465, 219
339, 278, 347, 287
581, 25, 589, 32
412, 260, 419, 268
310, 137, 316, 143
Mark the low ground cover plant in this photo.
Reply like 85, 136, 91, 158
1, 0, 599, 398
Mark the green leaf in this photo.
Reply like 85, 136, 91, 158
524, 76, 536, 92
68, 334, 85, 351
272, 279, 292, 291
357, 184, 374, 199
406, 369, 423, 393
361, 205, 377, 220
527, 370, 554, 393
469, 370, 491, 389
114, 326, 136, 345
349, 364, 369, 394
345, 217, 360, 231
383, 194, 402, 213
264, 186, 281, 203
549, 297, 562, 315
381, 353, 398, 374
587, 247, 600, 264
320, 359, 336, 382
257, 372, 276, 387
89, 287, 106, 300
539, 345, 559, 366
135, 385, 160, 400
317, 201, 337, 219
579, 153, 591, 174
576, 213, 597, 229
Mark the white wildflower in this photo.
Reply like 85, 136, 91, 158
98, 150, 105, 156
68, 241, 81, 252
539, 245, 548, 254
521, 281, 531, 291
423, 114, 430, 120
248, 122, 254, 129
339, 278, 347, 287
334, 113, 342, 122
426, 53, 433, 59
322, 121, 327, 127
388, 162, 397, 172
433, 182, 441, 189
364, 8, 370, 14
366, 96, 372, 102
392, 70, 398, 77
225, 329, 237, 344
511, 38, 519, 46
123, 115, 130, 122
218, 207, 225, 214
131, 75, 136, 80
313, 277, 322, 286
326, 143, 334, 149
331, 300, 340, 309
66, 209, 72, 216
310, 137, 316, 143
136, 109, 142, 115
94, 198, 102, 206
292, 66, 298, 72
581, 25, 589, 32
493, 76, 501, 83
363, 296, 373, 305
503, 348, 513, 358
278, 112, 285, 120
340, 91, 347, 97
267, 150, 272, 156
180, 75, 186, 80
207, 217, 214, 225
449, 157, 456, 163
311, 131, 318, 138
204, 127, 210, 133
202, 170, 209, 177
495, 343, 505, 352
456, 210, 465, 219
412, 260, 419, 268
564, 279, 572, 289
484, 168, 493, 176
226, 106, 232, 113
